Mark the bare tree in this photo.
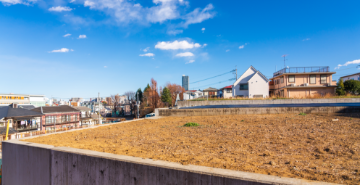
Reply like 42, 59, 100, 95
124, 91, 136, 101
110, 94, 122, 117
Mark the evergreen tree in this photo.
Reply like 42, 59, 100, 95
136, 88, 143, 102
161, 87, 172, 105
344, 79, 360, 94
144, 84, 151, 92
336, 78, 345, 95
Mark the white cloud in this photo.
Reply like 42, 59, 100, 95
139, 53, 155, 57
147, 0, 179, 23
70, 0, 75, 2
78, 35, 86, 39
63, 33, 71, 37
201, 27, 205, 33
167, 30, 183, 35
183, 4, 215, 27
302, 38, 310, 41
176, 52, 194, 57
203, 43, 207, 47
143, 47, 150, 52
0, 0, 36, 5
155, 40, 201, 50
335, 59, 360, 69
49, 6, 72, 12
239, 45, 244, 49
49, 48, 72, 53
104, 66, 107, 68
186, 60, 195, 64
226, 49, 230, 52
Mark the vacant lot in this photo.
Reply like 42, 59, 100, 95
26, 114, 360, 184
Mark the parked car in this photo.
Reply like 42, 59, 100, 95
145, 113, 155, 118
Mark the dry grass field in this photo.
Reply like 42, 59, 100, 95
25, 114, 360, 184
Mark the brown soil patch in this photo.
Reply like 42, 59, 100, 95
25, 114, 360, 184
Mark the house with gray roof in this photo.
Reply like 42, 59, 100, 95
232, 66, 269, 98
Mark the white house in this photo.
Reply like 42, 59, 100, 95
340, 73, 360, 82
218, 85, 233, 98
232, 66, 269, 98
183, 90, 203, 100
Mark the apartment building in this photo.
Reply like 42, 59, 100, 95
340, 73, 360, 81
0, 94, 47, 107
269, 66, 337, 98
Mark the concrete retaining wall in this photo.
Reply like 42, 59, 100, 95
159, 106, 360, 117
177, 98, 360, 108
3, 139, 335, 185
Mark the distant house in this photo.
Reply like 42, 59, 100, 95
233, 66, 269, 98
32, 105, 81, 131
340, 73, 360, 82
218, 85, 233, 98
0, 104, 43, 133
269, 66, 336, 98
183, 90, 203, 100
202, 87, 218, 98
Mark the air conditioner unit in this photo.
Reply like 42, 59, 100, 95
304, 83, 309, 87
290, 84, 296, 87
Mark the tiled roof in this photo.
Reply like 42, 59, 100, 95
31, 105, 80, 114
0, 106, 43, 119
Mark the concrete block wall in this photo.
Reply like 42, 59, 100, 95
159, 106, 360, 117
177, 98, 360, 108
3, 139, 337, 185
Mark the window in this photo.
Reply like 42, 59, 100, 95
310, 75, 316, 84
240, 83, 248, 90
320, 75, 327, 84
288, 75, 295, 83
280, 77, 284, 83
75, 115, 78, 121
61, 115, 66, 123
67, 115, 71, 122
226, 89, 232, 93
45, 116, 56, 124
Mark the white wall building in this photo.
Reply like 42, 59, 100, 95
340, 73, 360, 82
183, 90, 203, 100
232, 66, 269, 98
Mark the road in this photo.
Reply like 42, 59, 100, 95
179, 103, 360, 109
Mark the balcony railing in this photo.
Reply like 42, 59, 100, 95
17, 125, 39, 131
273, 66, 330, 77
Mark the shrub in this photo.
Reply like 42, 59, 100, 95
299, 112, 306, 116
183, 122, 200, 127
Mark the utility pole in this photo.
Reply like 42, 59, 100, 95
98, 92, 100, 125
236, 66, 237, 80
136, 92, 139, 119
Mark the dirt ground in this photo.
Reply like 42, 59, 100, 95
25, 113, 360, 184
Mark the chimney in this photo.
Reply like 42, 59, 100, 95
13, 103, 18, 108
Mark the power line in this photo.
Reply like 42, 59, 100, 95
192, 78, 236, 90
190, 70, 235, 84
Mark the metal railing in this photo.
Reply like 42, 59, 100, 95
273, 66, 329, 77
16, 125, 39, 131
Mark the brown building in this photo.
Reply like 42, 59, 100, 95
106, 97, 113, 105
269, 66, 337, 98
32, 105, 81, 131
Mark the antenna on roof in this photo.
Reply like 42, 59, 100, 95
282, 55, 288, 68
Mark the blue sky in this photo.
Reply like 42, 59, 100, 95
1, 0, 360, 99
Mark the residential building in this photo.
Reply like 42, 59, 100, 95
106, 97, 113, 105
81, 101, 103, 113
218, 85, 233, 98
73, 106, 99, 125
202, 87, 218, 98
31, 105, 81, 131
0, 104, 43, 133
182, 75, 189, 91
183, 90, 203, 100
340, 73, 360, 81
269, 66, 337, 98
233, 66, 269, 98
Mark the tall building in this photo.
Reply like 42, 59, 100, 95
182, 75, 189, 91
